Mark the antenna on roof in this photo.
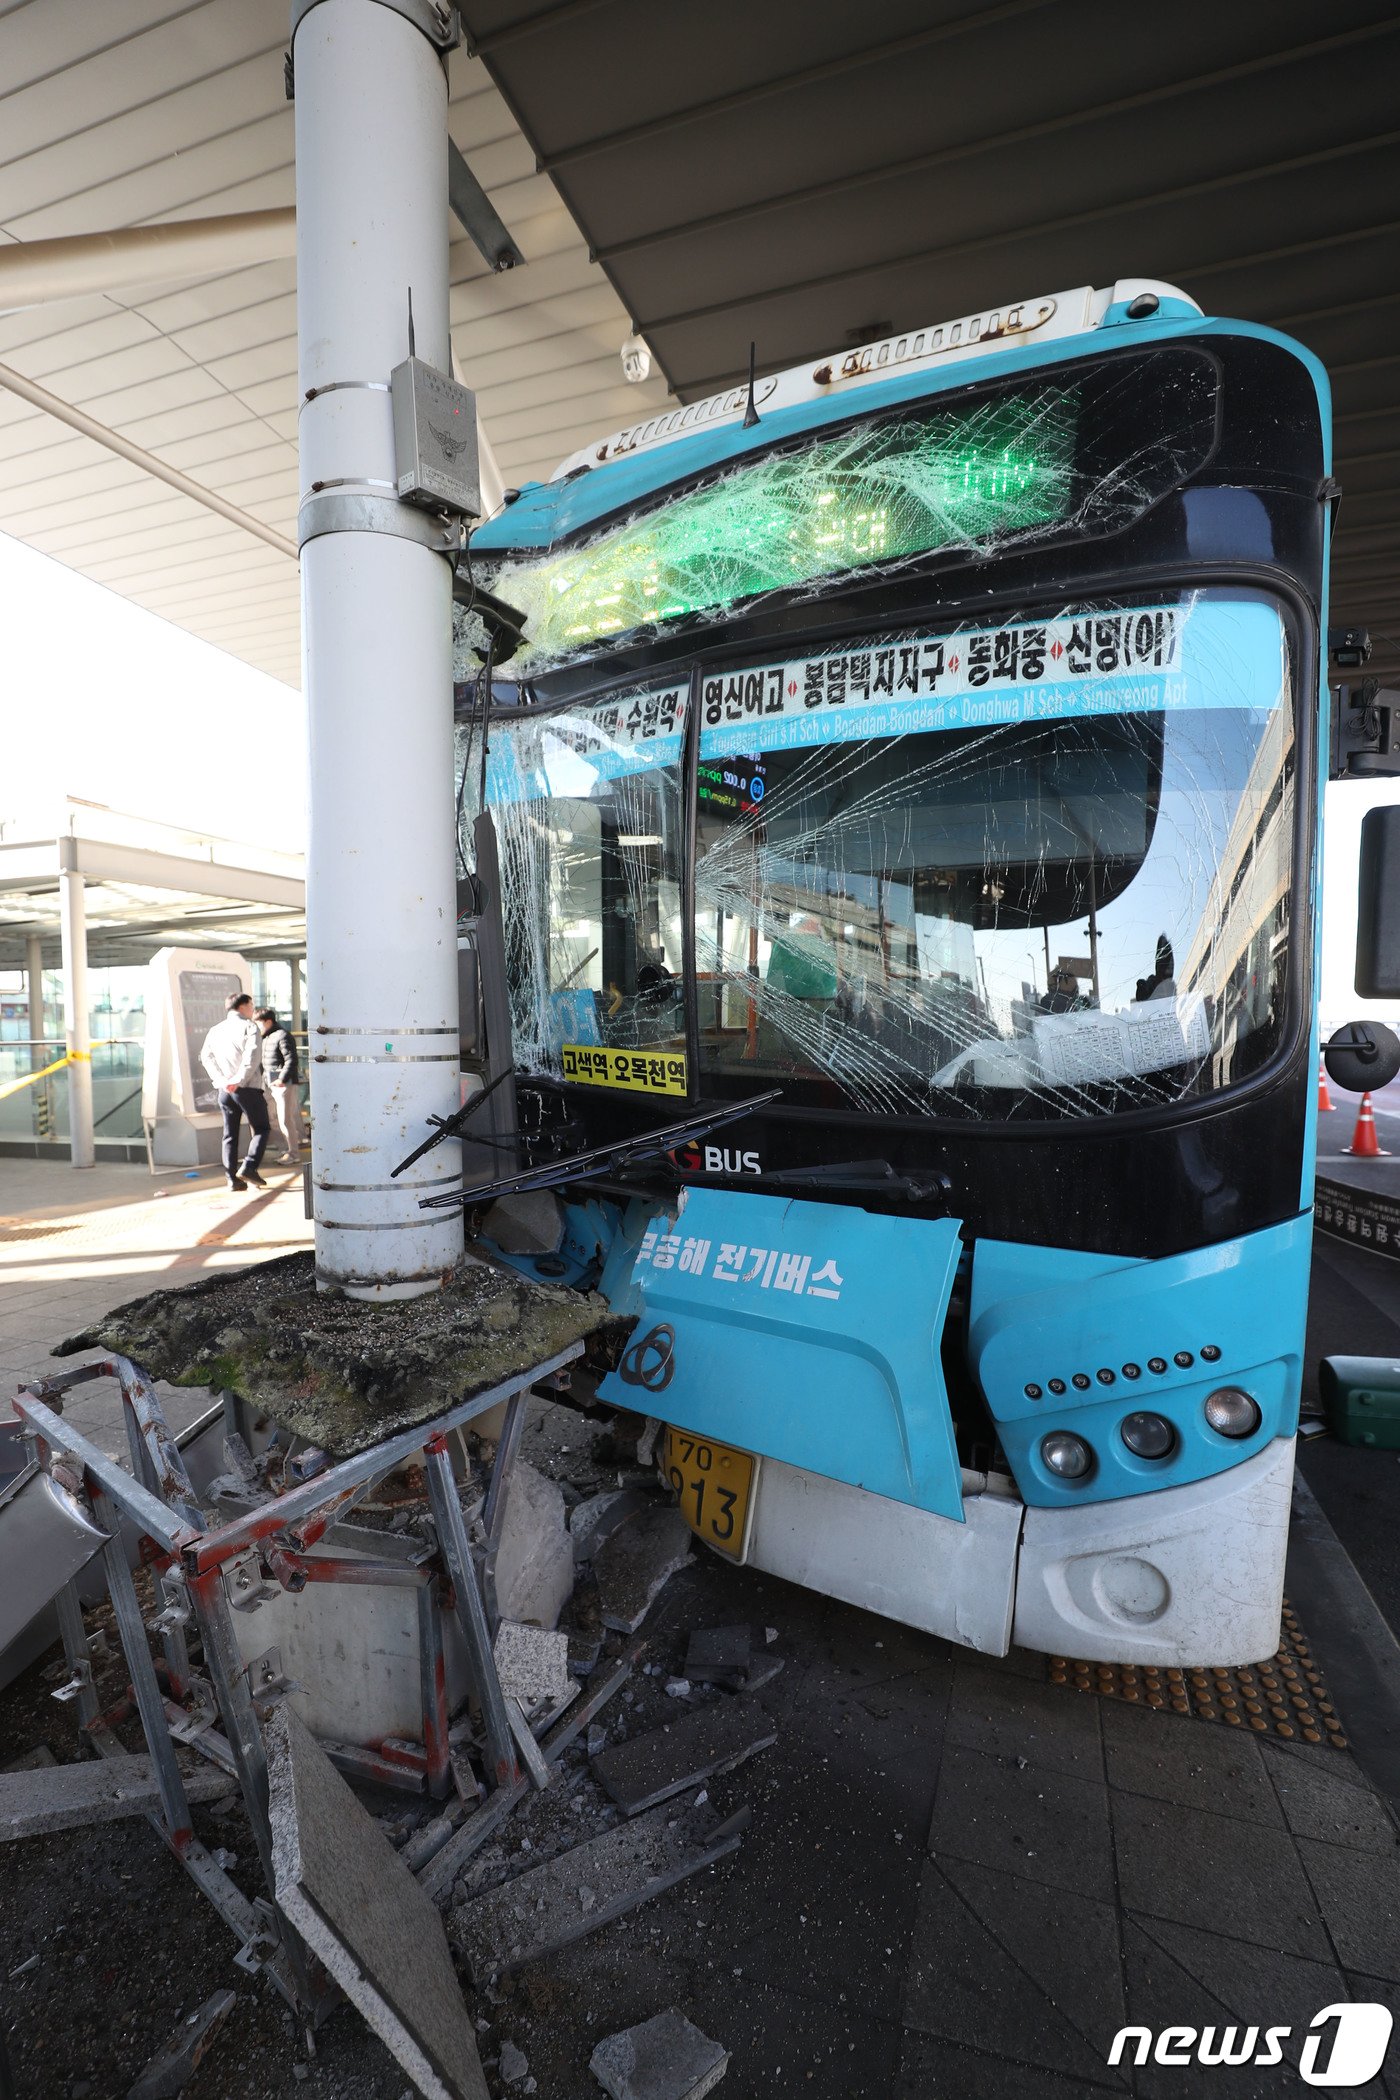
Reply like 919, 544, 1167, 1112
742, 341, 761, 429
407, 287, 416, 360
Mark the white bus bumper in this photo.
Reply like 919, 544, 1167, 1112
741, 1436, 1295, 1667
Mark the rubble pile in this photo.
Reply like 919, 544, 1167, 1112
55, 1251, 610, 1456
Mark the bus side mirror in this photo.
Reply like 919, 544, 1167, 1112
1356, 804, 1400, 999
1325, 1021, 1400, 1095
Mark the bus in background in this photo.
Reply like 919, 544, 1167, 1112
449, 278, 1335, 1665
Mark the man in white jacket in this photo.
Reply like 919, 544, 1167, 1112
200, 991, 270, 1192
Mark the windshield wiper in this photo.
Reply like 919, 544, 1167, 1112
758, 1157, 953, 1206
415, 1090, 783, 1210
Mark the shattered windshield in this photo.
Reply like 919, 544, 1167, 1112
472, 589, 1296, 1124
468, 684, 690, 1104
475, 349, 1217, 676
694, 592, 1294, 1119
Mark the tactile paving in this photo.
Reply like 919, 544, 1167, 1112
1047, 1598, 1347, 1746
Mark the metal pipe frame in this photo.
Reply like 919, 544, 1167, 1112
424, 1434, 518, 1791
9, 1343, 565, 1999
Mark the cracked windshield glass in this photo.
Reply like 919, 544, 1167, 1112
469, 589, 1293, 1122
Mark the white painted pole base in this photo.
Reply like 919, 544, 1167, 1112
303, 531, 464, 1297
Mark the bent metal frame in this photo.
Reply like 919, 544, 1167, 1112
10, 1343, 582, 2021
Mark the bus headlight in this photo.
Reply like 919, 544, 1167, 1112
1204, 1387, 1262, 1438
1120, 1411, 1176, 1459
1041, 1431, 1093, 1480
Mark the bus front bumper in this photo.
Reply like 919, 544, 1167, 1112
730, 1435, 1295, 1667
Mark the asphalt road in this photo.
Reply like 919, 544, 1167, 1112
1300, 1230, 1400, 1632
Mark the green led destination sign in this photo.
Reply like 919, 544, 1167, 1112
483, 391, 1077, 669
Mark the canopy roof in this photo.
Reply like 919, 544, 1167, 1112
467, 0, 1399, 685
0, 1, 1394, 689
0, 806, 305, 969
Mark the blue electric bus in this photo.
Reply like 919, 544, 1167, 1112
451, 277, 1330, 1665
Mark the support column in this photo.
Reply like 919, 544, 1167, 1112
293, 0, 464, 1299
58, 846, 94, 1169
24, 932, 43, 1056
289, 954, 304, 1037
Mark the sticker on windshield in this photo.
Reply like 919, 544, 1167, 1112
699, 598, 1284, 757
562, 1044, 689, 1096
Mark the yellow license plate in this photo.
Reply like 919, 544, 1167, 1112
663, 1428, 755, 1560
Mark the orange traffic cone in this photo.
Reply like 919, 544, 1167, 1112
1318, 1060, 1334, 1113
1344, 1091, 1390, 1158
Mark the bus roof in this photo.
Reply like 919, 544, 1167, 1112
472, 277, 1204, 554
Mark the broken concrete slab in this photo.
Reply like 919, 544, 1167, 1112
734, 1655, 784, 1694
0, 1754, 234, 1840
684, 1627, 751, 1685
450, 1799, 746, 1984
126, 1989, 236, 2100
590, 1699, 777, 1817
492, 1461, 574, 1631
265, 1705, 488, 2100
493, 1622, 571, 1704
589, 2010, 729, 2100
594, 1507, 692, 1633
569, 1487, 653, 1565
57, 1250, 604, 1459
2, 1745, 56, 1774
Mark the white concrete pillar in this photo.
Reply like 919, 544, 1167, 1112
57, 849, 93, 1169
293, 0, 464, 1298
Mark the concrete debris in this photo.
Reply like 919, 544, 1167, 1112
567, 1629, 604, 1677
594, 1507, 692, 1633
492, 1461, 574, 1631
59, 1250, 603, 1460
569, 1487, 652, 1565
589, 2010, 729, 2100
451, 1799, 747, 1984
684, 1627, 750, 1684
664, 1680, 691, 1699
634, 1417, 662, 1468
493, 1622, 572, 1705
682, 1626, 783, 1693
2, 1744, 56, 1773
1, 1753, 234, 1840
734, 1655, 784, 1694
126, 1989, 237, 2100
266, 1705, 488, 2100
499, 2038, 530, 2086
590, 1699, 777, 1818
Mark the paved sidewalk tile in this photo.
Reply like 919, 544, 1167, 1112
903, 1857, 1128, 2089
1102, 1699, 1286, 1828
1122, 1916, 1377, 2098
946, 1657, 1105, 1780
1261, 1742, 1400, 1853
896, 2030, 1124, 2099
1112, 1790, 1332, 1961
928, 1743, 1116, 1903
1297, 1837, 1400, 1980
